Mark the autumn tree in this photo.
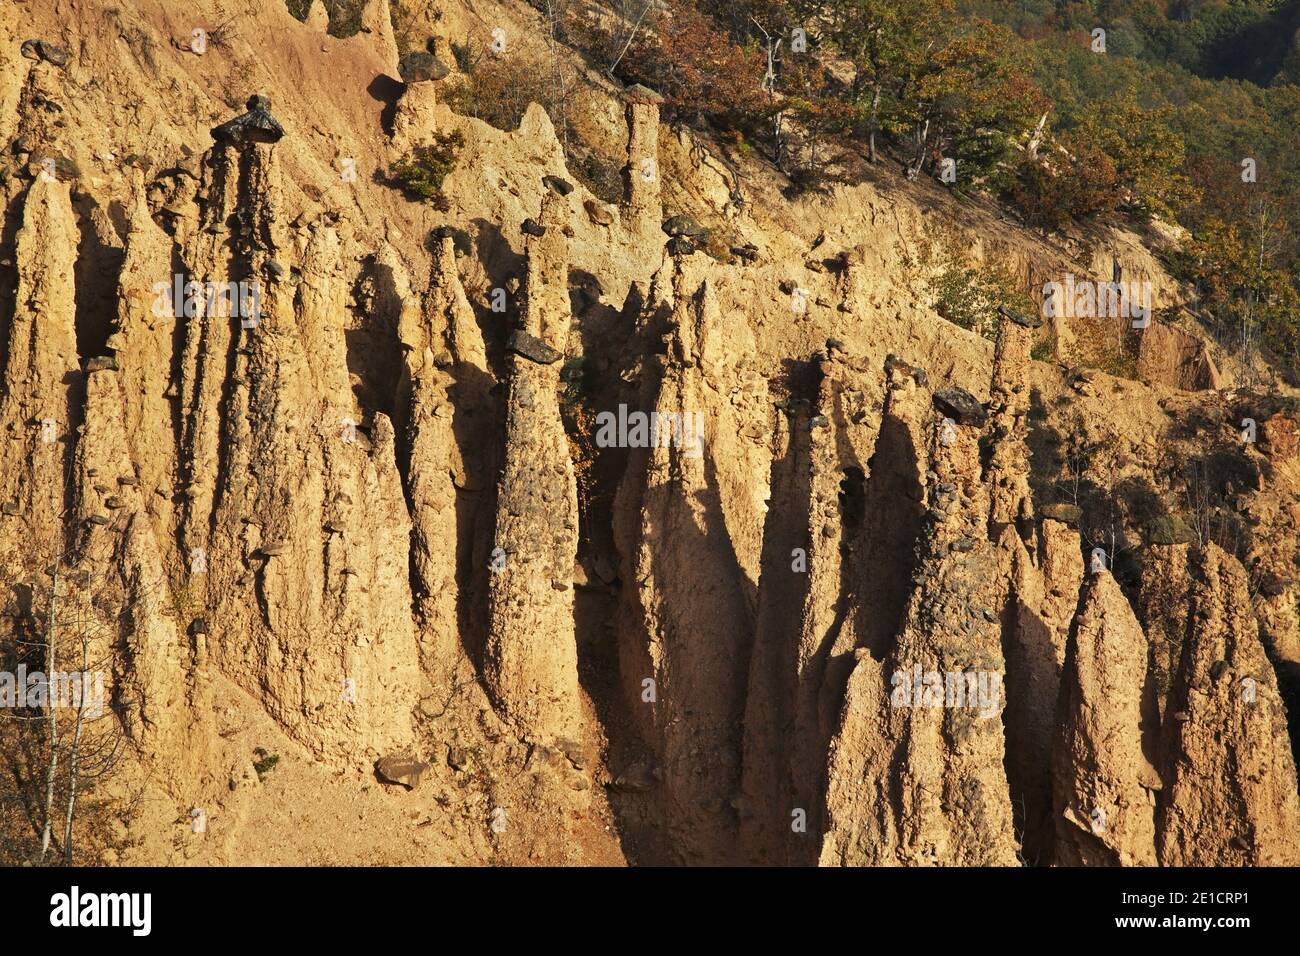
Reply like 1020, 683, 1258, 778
888, 19, 1048, 184
597, 0, 771, 132
1070, 90, 1196, 219
1009, 132, 1119, 230
814, 0, 955, 162
1187, 205, 1300, 379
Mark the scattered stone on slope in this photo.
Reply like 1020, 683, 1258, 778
931, 386, 987, 427
997, 304, 1043, 329
665, 236, 694, 257
584, 198, 616, 226
211, 94, 286, 147
21, 39, 71, 66
376, 755, 429, 789
28, 151, 81, 182
663, 215, 704, 238
398, 50, 450, 83
542, 174, 573, 196
507, 330, 563, 365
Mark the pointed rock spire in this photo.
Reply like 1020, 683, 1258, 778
1052, 571, 1160, 866
820, 373, 1018, 866
1157, 545, 1300, 865
483, 193, 583, 744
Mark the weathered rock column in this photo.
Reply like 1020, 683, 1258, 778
987, 306, 1039, 541
782, 350, 903, 864
1157, 545, 1300, 865
75, 366, 214, 786
483, 194, 584, 745
0, 176, 80, 565
406, 234, 492, 686
985, 306, 1069, 864
1052, 570, 1160, 866
111, 174, 178, 542
176, 97, 420, 762
738, 401, 811, 863
392, 45, 451, 150
623, 84, 664, 236
821, 383, 1019, 866
613, 261, 766, 863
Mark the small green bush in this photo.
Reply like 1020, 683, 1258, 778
252, 750, 280, 780
923, 245, 1036, 342
385, 130, 465, 210
285, 0, 366, 38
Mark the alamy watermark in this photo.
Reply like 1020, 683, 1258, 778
594, 404, 704, 459
890, 663, 1003, 719
50, 886, 151, 936
1042, 275, 1152, 328
152, 274, 262, 329
1, 667, 105, 718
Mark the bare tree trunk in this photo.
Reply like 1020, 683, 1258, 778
907, 119, 930, 179
62, 706, 84, 863
62, 622, 90, 864
868, 83, 881, 162
1026, 112, 1048, 159
39, 570, 60, 861
543, 0, 570, 155
608, 0, 654, 76
749, 19, 784, 169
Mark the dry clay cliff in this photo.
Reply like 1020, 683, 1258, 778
0, 0, 1298, 866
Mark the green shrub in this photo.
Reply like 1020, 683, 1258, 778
285, 0, 367, 38
571, 149, 623, 206
920, 238, 1036, 341
385, 130, 465, 210
560, 357, 587, 406
252, 750, 280, 780
442, 56, 551, 132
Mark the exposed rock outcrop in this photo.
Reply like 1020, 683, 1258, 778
1001, 518, 1082, 863
483, 193, 583, 744
1052, 571, 1160, 866
1156, 545, 1300, 865
176, 125, 419, 761
3, 0, 1297, 868
613, 261, 768, 863
404, 236, 491, 687
820, 371, 1018, 866
622, 84, 664, 238
0, 177, 80, 565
